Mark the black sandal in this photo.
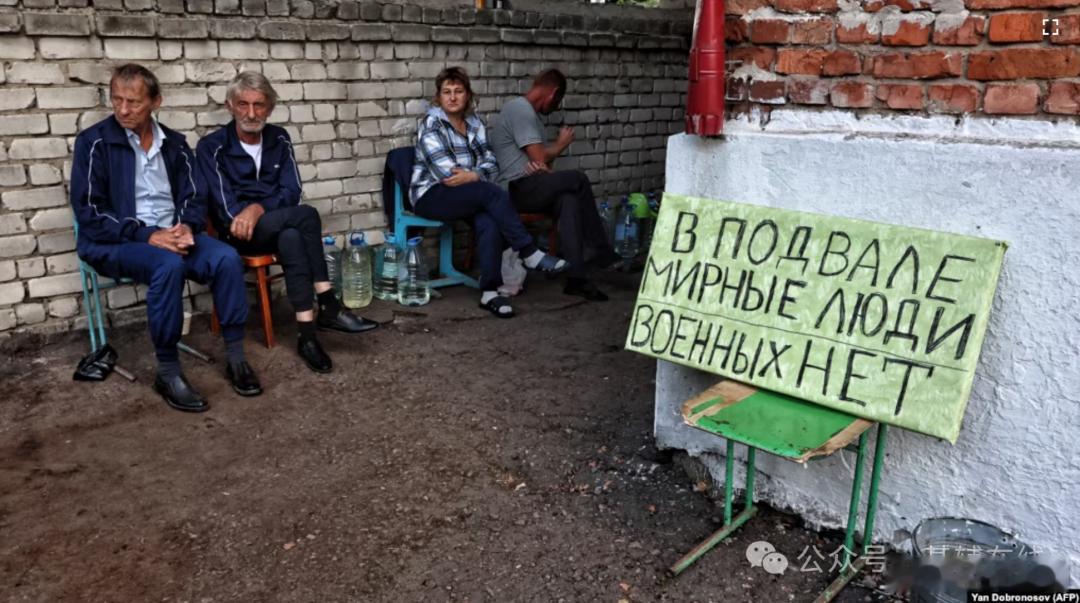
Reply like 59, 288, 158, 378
478, 295, 515, 318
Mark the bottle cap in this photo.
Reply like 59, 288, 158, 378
385, 233, 396, 244
407, 236, 422, 246
323, 235, 336, 245
350, 232, 365, 246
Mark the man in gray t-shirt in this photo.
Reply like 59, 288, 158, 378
488, 95, 556, 189
487, 69, 619, 301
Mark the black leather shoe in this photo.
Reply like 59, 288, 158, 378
317, 309, 379, 334
298, 337, 332, 373
225, 361, 262, 397
153, 374, 209, 413
591, 249, 624, 271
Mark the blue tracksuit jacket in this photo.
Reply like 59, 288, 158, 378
69, 115, 205, 261
195, 121, 302, 230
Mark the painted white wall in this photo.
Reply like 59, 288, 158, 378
657, 109, 1080, 585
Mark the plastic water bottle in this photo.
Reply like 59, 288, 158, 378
613, 197, 627, 254
641, 193, 660, 251
639, 193, 656, 250
598, 201, 616, 246
373, 233, 401, 301
323, 236, 342, 300
397, 236, 430, 306
342, 231, 372, 309
614, 198, 639, 259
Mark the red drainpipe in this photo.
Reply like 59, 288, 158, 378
685, 0, 726, 136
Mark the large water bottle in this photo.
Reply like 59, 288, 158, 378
373, 233, 401, 301
397, 236, 430, 306
323, 235, 342, 300
342, 231, 372, 309
598, 200, 616, 246
644, 192, 660, 251
614, 198, 640, 259
628, 192, 650, 249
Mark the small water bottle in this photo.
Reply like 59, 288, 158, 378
397, 236, 430, 307
373, 233, 401, 301
615, 199, 640, 260
323, 235, 342, 300
598, 201, 616, 246
342, 231, 372, 309
613, 196, 628, 247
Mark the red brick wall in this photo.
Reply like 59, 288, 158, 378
724, 0, 1080, 116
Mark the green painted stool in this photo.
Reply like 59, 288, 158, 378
670, 380, 890, 603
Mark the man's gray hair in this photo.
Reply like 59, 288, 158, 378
226, 71, 278, 108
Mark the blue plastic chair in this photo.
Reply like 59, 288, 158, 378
388, 148, 478, 290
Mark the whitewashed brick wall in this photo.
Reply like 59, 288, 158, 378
0, 0, 692, 336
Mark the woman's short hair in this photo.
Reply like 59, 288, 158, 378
226, 71, 279, 110
432, 66, 475, 112
110, 63, 161, 99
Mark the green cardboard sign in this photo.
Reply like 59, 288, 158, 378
626, 194, 1008, 442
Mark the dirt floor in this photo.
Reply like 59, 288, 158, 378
0, 269, 895, 603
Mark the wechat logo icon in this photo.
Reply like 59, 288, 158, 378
746, 540, 789, 575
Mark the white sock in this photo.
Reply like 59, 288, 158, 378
522, 250, 545, 268
522, 249, 565, 270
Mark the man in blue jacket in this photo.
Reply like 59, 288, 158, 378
197, 72, 377, 374
70, 64, 261, 412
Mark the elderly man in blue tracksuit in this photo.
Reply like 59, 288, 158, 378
197, 72, 377, 374
70, 64, 261, 412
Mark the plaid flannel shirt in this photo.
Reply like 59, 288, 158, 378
410, 106, 499, 205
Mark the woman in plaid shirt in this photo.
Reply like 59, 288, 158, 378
411, 67, 568, 318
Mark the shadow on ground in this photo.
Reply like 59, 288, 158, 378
0, 270, 891, 602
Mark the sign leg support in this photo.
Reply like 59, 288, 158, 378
669, 441, 758, 577
815, 424, 889, 603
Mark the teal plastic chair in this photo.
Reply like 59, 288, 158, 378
388, 147, 478, 290
73, 218, 132, 353
72, 218, 209, 362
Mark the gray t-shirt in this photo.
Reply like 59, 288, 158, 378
488, 96, 545, 188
